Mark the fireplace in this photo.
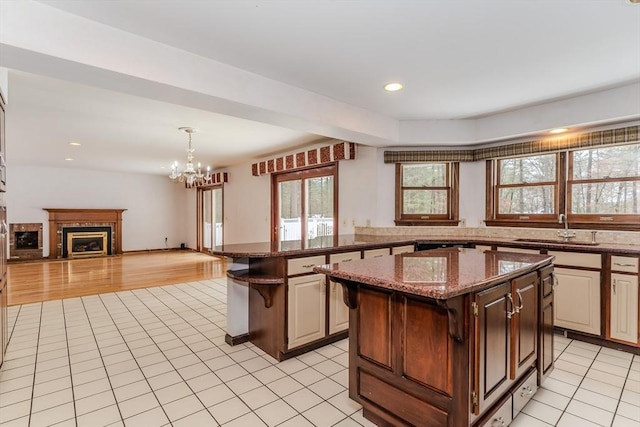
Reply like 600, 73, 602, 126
10, 223, 44, 259
62, 226, 112, 258
44, 209, 125, 259
16, 231, 39, 250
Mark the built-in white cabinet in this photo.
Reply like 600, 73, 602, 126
364, 248, 390, 259
554, 267, 601, 335
610, 273, 638, 344
391, 245, 415, 255
287, 274, 326, 349
609, 255, 639, 345
327, 252, 359, 335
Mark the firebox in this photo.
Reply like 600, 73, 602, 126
62, 226, 112, 258
15, 231, 39, 250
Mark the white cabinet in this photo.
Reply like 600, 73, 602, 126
554, 267, 601, 335
287, 274, 326, 349
329, 281, 349, 334
363, 248, 390, 259
610, 273, 638, 344
391, 245, 415, 255
327, 252, 359, 335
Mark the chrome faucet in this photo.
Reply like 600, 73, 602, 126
557, 214, 576, 242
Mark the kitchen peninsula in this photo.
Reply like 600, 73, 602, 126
314, 247, 555, 427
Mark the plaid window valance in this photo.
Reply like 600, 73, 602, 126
384, 125, 639, 163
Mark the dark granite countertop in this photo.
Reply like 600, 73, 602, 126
210, 234, 639, 258
313, 247, 554, 300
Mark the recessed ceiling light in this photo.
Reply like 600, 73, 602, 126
160, 166, 165, 169
64, 157, 74, 161
384, 82, 403, 92
549, 128, 569, 134
68, 142, 81, 146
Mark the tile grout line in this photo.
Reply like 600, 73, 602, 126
78, 294, 127, 425
27, 302, 43, 427
61, 298, 79, 427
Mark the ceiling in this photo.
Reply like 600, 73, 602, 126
1, 0, 639, 175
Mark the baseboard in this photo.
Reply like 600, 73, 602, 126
225, 333, 250, 346
123, 247, 194, 254
555, 327, 640, 355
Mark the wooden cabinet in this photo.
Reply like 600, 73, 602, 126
538, 266, 554, 384
0, 90, 6, 192
550, 251, 601, 336
287, 274, 326, 349
474, 272, 538, 415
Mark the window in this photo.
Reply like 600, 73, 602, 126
569, 144, 640, 223
495, 153, 560, 220
486, 143, 640, 230
395, 162, 459, 225
272, 164, 337, 246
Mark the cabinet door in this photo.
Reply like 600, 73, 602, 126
538, 267, 554, 384
329, 281, 349, 334
474, 282, 512, 414
610, 273, 639, 345
287, 274, 326, 349
554, 268, 601, 335
511, 272, 538, 380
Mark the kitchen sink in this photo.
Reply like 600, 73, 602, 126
514, 238, 599, 246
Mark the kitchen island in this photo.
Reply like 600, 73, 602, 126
313, 247, 555, 427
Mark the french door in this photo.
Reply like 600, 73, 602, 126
272, 164, 337, 247
198, 186, 223, 251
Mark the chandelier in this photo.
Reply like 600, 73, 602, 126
169, 127, 211, 185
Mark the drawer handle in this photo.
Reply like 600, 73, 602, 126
520, 385, 534, 397
491, 417, 506, 427
302, 264, 315, 268
342, 259, 352, 262
614, 262, 635, 267
373, 255, 384, 258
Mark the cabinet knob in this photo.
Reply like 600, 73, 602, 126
491, 417, 506, 427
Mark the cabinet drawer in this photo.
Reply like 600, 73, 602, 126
329, 251, 360, 264
513, 369, 537, 417
611, 256, 639, 274
481, 395, 512, 427
497, 247, 540, 254
391, 245, 415, 255
363, 248, 390, 259
287, 255, 327, 276
548, 251, 601, 269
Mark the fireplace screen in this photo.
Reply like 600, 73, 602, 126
15, 231, 39, 250
67, 231, 108, 258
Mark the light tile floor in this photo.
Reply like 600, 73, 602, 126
0, 278, 638, 427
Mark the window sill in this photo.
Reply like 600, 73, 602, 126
395, 220, 460, 227
485, 220, 640, 232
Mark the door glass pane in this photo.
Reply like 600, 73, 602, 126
213, 188, 223, 246
279, 180, 302, 242
305, 176, 334, 243
203, 190, 213, 249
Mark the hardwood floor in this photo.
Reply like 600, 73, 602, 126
7, 250, 227, 306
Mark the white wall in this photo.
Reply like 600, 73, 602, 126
218, 144, 489, 244
6, 165, 191, 256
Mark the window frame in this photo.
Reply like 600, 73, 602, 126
394, 162, 459, 226
492, 152, 564, 223
486, 144, 640, 231
567, 144, 640, 226
270, 163, 338, 246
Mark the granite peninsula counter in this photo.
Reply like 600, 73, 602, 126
313, 247, 555, 427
